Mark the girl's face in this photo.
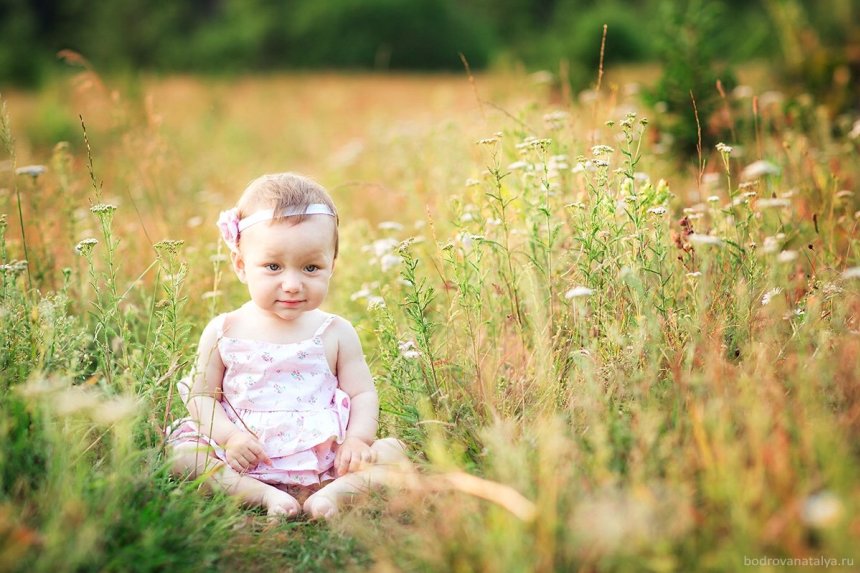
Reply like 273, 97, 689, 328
231, 216, 336, 322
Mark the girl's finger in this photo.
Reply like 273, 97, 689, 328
338, 451, 352, 476
253, 447, 272, 465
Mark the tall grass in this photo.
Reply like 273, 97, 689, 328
1, 67, 858, 572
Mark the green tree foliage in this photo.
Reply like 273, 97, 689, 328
286, 0, 495, 70
644, 0, 738, 154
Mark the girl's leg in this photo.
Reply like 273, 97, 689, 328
170, 442, 301, 517
304, 437, 411, 519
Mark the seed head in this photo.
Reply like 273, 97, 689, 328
74, 238, 99, 256
90, 203, 117, 215
154, 239, 184, 254
591, 145, 614, 156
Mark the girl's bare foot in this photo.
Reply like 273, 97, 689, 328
303, 491, 338, 520
262, 487, 301, 518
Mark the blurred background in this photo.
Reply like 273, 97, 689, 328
1, 0, 857, 95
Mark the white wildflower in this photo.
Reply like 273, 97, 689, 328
841, 266, 860, 280
544, 111, 569, 129
757, 198, 791, 209
741, 160, 780, 180
777, 250, 798, 263
398, 339, 421, 359
762, 236, 781, 253
591, 145, 614, 156
702, 173, 721, 188
378, 221, 404, 232
549, 154, 569, 170
801, 491, 843, 528
732, 85, 754, 99
516, 136, 551, 152
90, 203, 118, 215
706, 195, 721, 204
74, 238, 99, 256
686, 271, 702, 278
715, 142, 733, 155
465, 178, 481, 187
565, 286, 593, 299
579, 89, 598, 104
476, 136, 499, 146
366, 296, 386, 310
759, 91, 785, 107
761, 287, 782, 306
350, 288, 372, 301
16, 165, 47, 177
365, 238, 399, 258
687, 234, 723, 246
379, 254, 402, 272
507, 160, 529, 171
647, 207, 667, 216
572, 161, 594, 174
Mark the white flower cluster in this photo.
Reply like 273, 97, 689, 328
362, 238, 402, 273
74, 238, 99, 256
0, 259, 28, 275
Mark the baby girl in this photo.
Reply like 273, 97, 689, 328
168, 172, 407, 519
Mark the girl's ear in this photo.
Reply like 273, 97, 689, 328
231, 250, 248, 283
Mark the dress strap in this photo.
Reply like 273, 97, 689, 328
313, 313, 337, 338
213, 313, 229, 338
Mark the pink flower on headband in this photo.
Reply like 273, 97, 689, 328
217, 209, 240, 251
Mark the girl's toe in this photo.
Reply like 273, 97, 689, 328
304, 495, 338, 520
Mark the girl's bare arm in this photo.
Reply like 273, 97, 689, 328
333, 318, 379, 445
185, 319, 243, 445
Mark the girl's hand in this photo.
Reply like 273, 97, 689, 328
223, 431, 271, 473
335, 437, 376, 476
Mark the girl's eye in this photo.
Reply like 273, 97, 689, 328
304, 264, 319, 273
265, 263, 280, 271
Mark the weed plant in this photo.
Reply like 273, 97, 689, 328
0, 68, 858, 572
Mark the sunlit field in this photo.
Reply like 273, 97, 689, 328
2, 66, 859, 572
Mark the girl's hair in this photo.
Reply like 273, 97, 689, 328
236, 172, 339, 258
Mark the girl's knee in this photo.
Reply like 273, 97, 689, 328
168, 443, 221, 478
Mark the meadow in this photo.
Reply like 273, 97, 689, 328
1, 64, 859, 572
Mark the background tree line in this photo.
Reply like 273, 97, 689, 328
1, 0, 855, 87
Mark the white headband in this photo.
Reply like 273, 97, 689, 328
237, 204, 335, 232
216, 203, 336, 252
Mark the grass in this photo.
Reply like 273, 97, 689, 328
1, 66, 859, 572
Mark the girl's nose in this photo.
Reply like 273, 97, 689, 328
281, 272, 301, 292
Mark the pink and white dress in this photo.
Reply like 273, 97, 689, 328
166, 313, 351, 486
